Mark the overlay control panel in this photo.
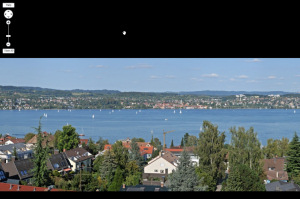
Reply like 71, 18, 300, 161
2, 2, 14, 54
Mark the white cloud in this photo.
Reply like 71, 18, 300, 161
125, 64, 153, 69
246, 80, 260, 83
95, 65, 106, 68
229, 78, 236, 81
295, 75, 300, 77
150, 75, 161, 79
245, 58, 262, 62
237, 75, 248, 79
89, 65, 107, 68
191, 77, 203, 82
165, 75, 176, 79
268, 76, 276, 79
202, 73, 219, 78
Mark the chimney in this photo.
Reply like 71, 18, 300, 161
9, 184, 13, 190
160, 181, 164, 188
17, 185, 20, 191
1, 158, 5, 164
276, 171, 279, 178
63, 148, 66, 152
11, 156, 15, 162
122, 184, 126, 189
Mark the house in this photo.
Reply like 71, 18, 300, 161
263, 157, 288, 183
97, 140, 154, 160
165, 146, 199, 166
0, 182, 65, 191
78, 139, 89, 147
5, 138, 26, 145
0, 134, 14, 146
26, 132, 55, 149
63, 147, 94, 173
0, 164, 7, 182
265, 181, 300, 191
47, 151, 71, 175
95, 144, 112, 158
1, 158, 34, 185
121, 138, 154, 160
143, 151, 178, 185
0, 143, 33, 163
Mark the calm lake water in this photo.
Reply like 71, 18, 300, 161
0, 109, 300, 146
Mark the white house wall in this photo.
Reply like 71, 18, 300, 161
144, 157, 176, 175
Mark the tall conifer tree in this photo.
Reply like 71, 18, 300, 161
286, 132, 300, 179
32, 116, 51, 187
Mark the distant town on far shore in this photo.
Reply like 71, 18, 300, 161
1, 85, 300, 110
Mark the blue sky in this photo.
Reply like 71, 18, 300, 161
1, 58, 300, 92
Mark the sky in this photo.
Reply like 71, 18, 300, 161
1, 58, 300, 92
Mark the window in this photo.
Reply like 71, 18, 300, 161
53, 163, 59, 169
154, 169, 158, 172
23, 170, 27, 175
20, 171, 24, 176
160, 170, 164, 173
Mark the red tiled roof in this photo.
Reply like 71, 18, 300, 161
0, 182, 65, 192
104, 144, 112, 150
9, 138, 26, 144
140, 146, 153, 156
165, 148, 183, 152
79, 139, 88, 145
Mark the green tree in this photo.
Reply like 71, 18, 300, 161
99, 149, 118, 187
180, 137, 184, 147
12, 146, 18, 160
108, 167, 124, 191
96, 136, 109, 151
71, 170, 99, 191
53, 130, 62, 149
196, 121, 226, 189
131, 137, 145, 142
57, 124, 80, 152
195, 167, 217, 191
129, 139, 143, 168
112, 141, 129, 171
170, 139, 174, 148
31, 117, 51, 187
286, 132, 300, 179
222, 164, 265, 191
87, 137, 97, 155
229, 126, 264, 178
262, 137, 289, 159
168, 150, 207, 191
183, 133, 189, 147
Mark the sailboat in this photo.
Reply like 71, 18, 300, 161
174, 110, 176, 114
294, 110, 296, 114
180, 109, 182, 114
44, 113, 47, 118
92, 114, 95, 119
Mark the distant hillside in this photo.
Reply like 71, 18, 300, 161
176, 90, 297, 96
0, 85, 297, 97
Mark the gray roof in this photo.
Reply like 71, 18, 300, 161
0, 143, 28, 153
1, 158, 34, 180
120, 185, 168, 192
265, 181, 300, 191
47, 153, 70, 171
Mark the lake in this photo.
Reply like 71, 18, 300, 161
0, 109, 299, 146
